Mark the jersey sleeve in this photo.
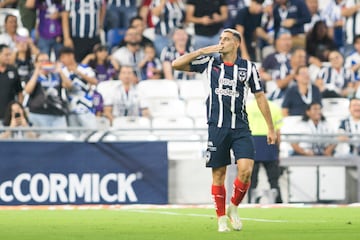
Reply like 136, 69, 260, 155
248, 62, 263, 93
189, 56, 211, 73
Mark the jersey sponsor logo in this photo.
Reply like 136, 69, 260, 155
215, 88, 240, 97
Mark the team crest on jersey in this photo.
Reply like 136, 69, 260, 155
238, 69, 247, 82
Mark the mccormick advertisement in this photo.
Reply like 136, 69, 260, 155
0, 142, 168, 205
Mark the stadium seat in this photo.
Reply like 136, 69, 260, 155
185, 99, 207, 118
137, 79, 179, 100
109, 116, 157, 141
152, 116, 196, 140
322, 98, 350, 118
280, 116, 303, 157
96, 80, 121, 103
148, 99, 186, 117
106, 28, 126, 52
177, 79, 208, 100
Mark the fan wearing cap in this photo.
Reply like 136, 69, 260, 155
172, 28, 276, 232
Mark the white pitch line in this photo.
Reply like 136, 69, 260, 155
127, 209, 289, 223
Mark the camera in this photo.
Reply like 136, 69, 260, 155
14, 112, 21, 118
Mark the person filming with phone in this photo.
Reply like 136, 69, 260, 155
0, 100, 36, 139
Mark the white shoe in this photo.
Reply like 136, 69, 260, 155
227, 203, 243, 231
217, 215, 230, 232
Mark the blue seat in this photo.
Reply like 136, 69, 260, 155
106, 28, 127, 52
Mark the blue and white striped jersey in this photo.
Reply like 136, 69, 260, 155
64, 0, 103, 38
190, 55, 263, 129
107, 0, 136, 7
151, 0, 185, 36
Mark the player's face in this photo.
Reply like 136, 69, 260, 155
219, 32, 239, 54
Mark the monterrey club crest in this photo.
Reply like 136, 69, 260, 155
238, 69, 247, 82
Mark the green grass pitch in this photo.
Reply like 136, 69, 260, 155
0, 206, 359, 240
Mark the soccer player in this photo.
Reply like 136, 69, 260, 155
172, 28, 276, 232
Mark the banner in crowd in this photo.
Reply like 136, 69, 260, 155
0, 141, 168, 205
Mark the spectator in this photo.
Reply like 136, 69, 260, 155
160, 27, 195, 80
62, 0, 106, 62
111, 27, 145, 77
138, 44, 162, 81
139, 0, 155, 28
82, 44, 119, 83
117, 15, 154, 48
282, 65, 322, 116
151, 0, 186, 56
304, 0, 325, 33
24, 52, 70, 128
10, 35, 38, 87
25, 0, 65, 59
322, 0, 345, 51
345, 35, 360, 82
246, 98, 283, 204
260, 30, 292, 101
18, 0, 37, 33
306, 20, 338, 63
224, 0, 248, 28
290, 102, 336, 156
104, 0, 137, 31
103, 65, 150, 125
234, 0, 272, 61
59, 47, 98, 128
186, 0, 228, 50
343, 0, 360, 57
0, 0, 17, 8
273, 0, 311, 48
0, 100, 36, 139
315, 50, 355, 98
0, 14, 23, 50
337, 97, 360, 156
0, 44, 23, 123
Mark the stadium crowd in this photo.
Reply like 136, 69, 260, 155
0, 0, 359, 159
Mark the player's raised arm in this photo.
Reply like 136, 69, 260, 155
172, 45, 223, 72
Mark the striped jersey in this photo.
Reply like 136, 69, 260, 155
190, 55, 263, 129
107, 0, 136, 7
151, 0, 185, 36
64, 0, 104, 38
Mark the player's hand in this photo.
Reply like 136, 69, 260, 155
198, 45, 223, 55
267, 129, 277, 145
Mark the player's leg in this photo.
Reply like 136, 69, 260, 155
211, 166, 229, 232
206, 126, 232, 232
228, 133, 256, 230
227, 158, 254, 229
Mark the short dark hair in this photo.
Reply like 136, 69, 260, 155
129, 15, 144, 26
59, 47, 75, 56
0, 44, 9, 53
354, 34, 360, 44
4, 14, 16, 24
